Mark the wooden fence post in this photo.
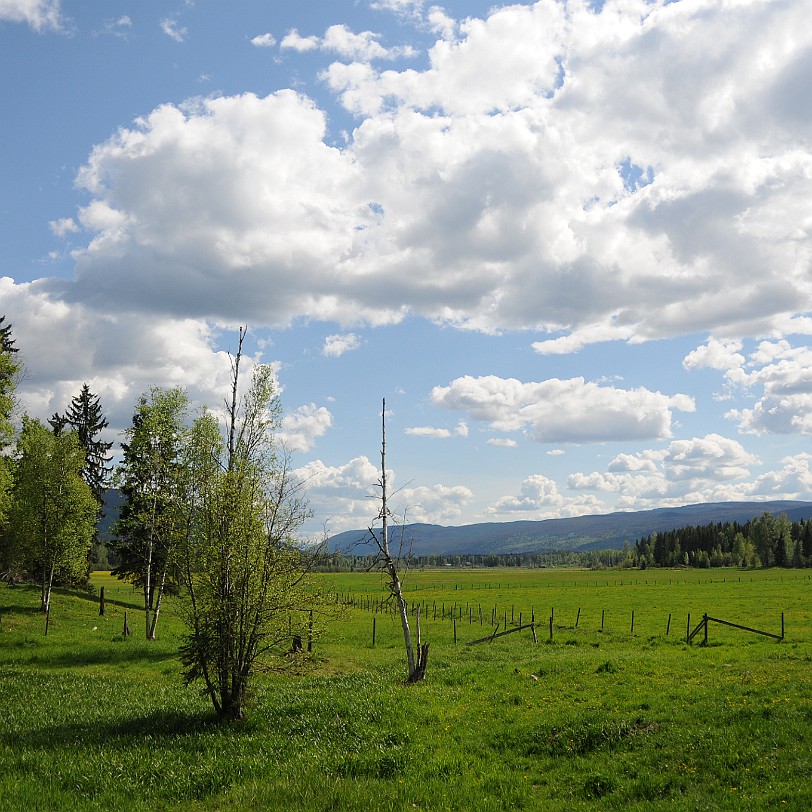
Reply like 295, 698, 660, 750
576, 608, 580, 628
601, 609, 605, 631
667, 613, 672, 636
686, 613, 691, 643
99, 586, 105, 617
308, 610, 313, 653
631, 610, 635, 634
123, 612, 131, 637
372, 617, 376, 647
453, 618, 457, 645
549, 615, 553, 641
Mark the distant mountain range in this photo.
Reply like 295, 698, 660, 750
327, 500, 812, 556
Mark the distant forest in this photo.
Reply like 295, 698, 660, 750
312, 512, 812, 571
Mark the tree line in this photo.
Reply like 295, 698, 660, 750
0, 321, 321, 721
316, 513, 812, 572
634, 513, 812, 569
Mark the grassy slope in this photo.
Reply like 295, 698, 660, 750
1, 569, 810, 811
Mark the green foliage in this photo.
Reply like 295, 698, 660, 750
50, 383, 113, 504
636, 512, 812, 569
178, 358, 316, 721
110, 387, 190, 638
0, 316, 22, 539
7, 418, 97, 609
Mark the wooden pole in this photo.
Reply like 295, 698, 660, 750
686, 613, 691, 643
308, 610, 313, 653
99, 586, 105, 617
601, 609, 605, 631
703, 614, 708, 645
576, 608, 580, 628
631, 610, 635, 634
453, 618, 457, 645
781, 612, 785, 640
667, 613, 672, 636
372, 616, 376, 647
549, 615, 553, 641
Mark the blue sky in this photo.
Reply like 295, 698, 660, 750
3, 0, 812, 537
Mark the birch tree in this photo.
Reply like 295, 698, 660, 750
178, 330, 316, 721
9, 417, 97, 612
111, 387, 189, 639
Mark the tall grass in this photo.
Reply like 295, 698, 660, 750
1, 569, 810, 810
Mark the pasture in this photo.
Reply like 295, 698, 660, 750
1, 568, 810, 810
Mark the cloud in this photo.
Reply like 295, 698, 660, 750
34, 0, 810, 351
277, 404, 333, 453
322, 333, 362, 357
97, 15, 132, 39
282, 24, 415, 61
399, 483, 473, 524
0, 0, 61, 31
250, 32, 276, 48
49, 217, 78, 236
294, 455, 380, 534
430, 375, 694, 443
686, 338, 812, 435
404, 420, 467, 439
160, 17, 187, 42
1, 278, 245, 435
683, 338, 745, 373
486, 474, 603, 519
280, 29, 320, 52
487, 437, 517, 448
567, 434, 763, 509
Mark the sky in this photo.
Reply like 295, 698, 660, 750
2, 0, 812, 538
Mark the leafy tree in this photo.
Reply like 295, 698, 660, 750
178, 331, 315, 721
110, 387, 190, 639
8, 417, 97, 611
50, 383, 113, 504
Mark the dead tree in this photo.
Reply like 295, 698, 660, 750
367, 399, 428, 683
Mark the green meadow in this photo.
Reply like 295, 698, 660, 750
1, 568, 811, 811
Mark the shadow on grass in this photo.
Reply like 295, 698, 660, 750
39, 645, 179, 669
0, 707, 223, 751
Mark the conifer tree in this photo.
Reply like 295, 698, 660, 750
50, 384, 113, 504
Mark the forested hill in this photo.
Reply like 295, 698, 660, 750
326, 500, 812, 557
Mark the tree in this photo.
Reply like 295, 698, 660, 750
366, 399, 428, 683
50, 384, 113, 504
110, 387, 190, 639
8, 417, 97, 612
178, 330, 316, 721
0, 316, 22, 573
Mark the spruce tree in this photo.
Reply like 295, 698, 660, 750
54, 384, 113, 504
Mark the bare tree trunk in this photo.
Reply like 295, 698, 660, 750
373, 399, 426, 682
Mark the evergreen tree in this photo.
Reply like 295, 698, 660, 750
51, 384, 113, 504
0, 316, 22, 572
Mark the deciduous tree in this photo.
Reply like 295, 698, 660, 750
9, 417, 97, 612
178, 330, 316, 721
110, 387, 189, 639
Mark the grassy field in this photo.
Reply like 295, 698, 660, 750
1, 568, 810, 810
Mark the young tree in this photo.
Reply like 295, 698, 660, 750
366, 399, 428, 683
9, 417, 97, 612
50, 383, 113, 503
110, 387, 189, 639
178, 330, 315, 721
